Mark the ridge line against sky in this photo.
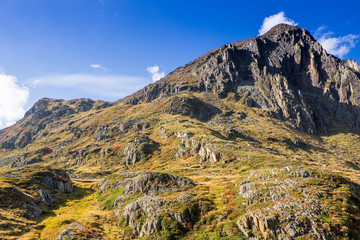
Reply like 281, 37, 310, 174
0, 0, 359, 129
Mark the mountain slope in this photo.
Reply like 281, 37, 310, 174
0, 24, 360, 239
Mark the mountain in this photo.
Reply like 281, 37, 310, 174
126, 24, 360, 134
1, 24, 360, 239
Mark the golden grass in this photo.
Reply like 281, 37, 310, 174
20, 179, 123, 239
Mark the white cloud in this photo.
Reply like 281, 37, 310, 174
28, 73, 148, 99
90, 64, 110, 72
146, 65, 165, 82
258, 12, 297, 36
315, 26, 359, 58
0, 71, 29, 129
31, 79, 40, 88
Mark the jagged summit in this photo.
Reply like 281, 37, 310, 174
262, 23, 306, 36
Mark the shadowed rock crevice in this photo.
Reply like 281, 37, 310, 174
163, 96, 221, 121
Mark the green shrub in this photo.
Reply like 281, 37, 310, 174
160, 217, 183, 239
98, 188, 124, 210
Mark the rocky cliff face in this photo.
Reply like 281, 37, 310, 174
126, 24, 360, 134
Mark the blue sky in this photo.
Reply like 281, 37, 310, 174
0, 0, 359, 128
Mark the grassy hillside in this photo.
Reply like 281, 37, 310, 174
0, 92, 360, 239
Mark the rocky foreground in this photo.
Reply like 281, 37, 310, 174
0, 166, 73, 238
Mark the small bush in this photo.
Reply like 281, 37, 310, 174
160, 217, 184, 239
98, 188, 124, 210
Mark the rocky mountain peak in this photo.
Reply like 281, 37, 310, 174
124, 24, 360, 134
262, 23, 310, 38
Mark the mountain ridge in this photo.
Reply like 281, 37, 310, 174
123, 24, 360, 134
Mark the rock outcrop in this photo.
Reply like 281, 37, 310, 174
34, 168, 73, 193
123, 135, 158, 166
98, 172, 212, 238
0, 166, 73, 221
55, 222, 103, 240
99, 172, 195, 198
121, 194, 207, 238
55, 222, 87, 240
236, 167, 360, 239
175, 131, 225, 162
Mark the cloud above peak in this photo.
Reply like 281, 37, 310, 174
315, 26, 359, 58
0, 71, 29, 129
146, 65, 165, 82
258, 12, 297, 36
258, 13, 358, 58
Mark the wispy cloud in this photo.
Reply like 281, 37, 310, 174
90, 64, 110, 72
315, 26, 359, 58
258, 12, 297, 36
146, 65, 165, 82
28, 73, 148, 99
0, 70, 29, 129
